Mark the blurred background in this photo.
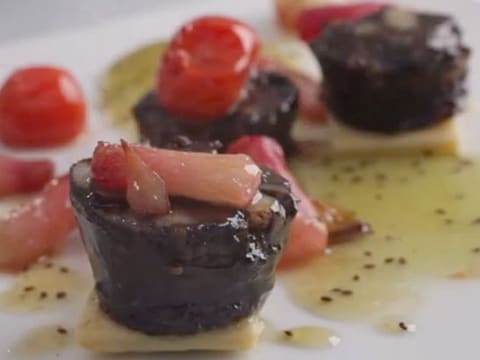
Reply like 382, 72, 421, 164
0, 0, 194, 44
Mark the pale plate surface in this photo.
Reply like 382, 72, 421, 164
0, 0, 479, 359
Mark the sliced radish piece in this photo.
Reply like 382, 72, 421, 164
91, 142, 261, 209
227, 135, 318, 217
0, 155, 54, 197
0, 176, 75, 270
227, 135, 328, 269
298, 2, 387, 42
278, 212, 328, 269
122, 140, 170, 216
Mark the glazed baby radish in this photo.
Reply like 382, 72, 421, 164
0, 66, 86, 148
227, 136, 327, 268
0, 176, 76, 270
278, 212, 328, 269
228, 135, 318, 217
121, 140, 170, 216
298, 2, 387, 41
157, 16, 260, 120
91, 142, 262, 208
0, 155, 54, 197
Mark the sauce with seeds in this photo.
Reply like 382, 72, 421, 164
0, 262, 89, 312
284, 154, 480, 321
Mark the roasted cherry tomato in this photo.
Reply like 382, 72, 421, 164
0, 66, 86, 148
298, 3, 387, 42
156, 16, 260, 120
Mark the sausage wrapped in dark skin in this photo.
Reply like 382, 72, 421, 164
70, 160, 296, 335
311, 7, 471, 133
133, 71, 298, 153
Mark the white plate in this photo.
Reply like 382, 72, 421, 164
0, 0, 479, 359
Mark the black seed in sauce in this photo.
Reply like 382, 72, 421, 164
421, 149, 434, 157
39, 291, 48, 300
59, 267, 70, 274
471, 248, 480, 254
56, 291, 67, 300
56, 327, 68, 335
351, 175, 363, 184
331, 288, 343, 293
284, 330, 293, 337
44, 263, 53, 269
352, 274, 360, 282
385, 257, 395, 264
23, 286, 35, 292
460, 159, 474, 167
471, 218, 480, 225
358, 159, 370, 168
398, 322, 408, 331
320, 296, 333, 303
435, 208, 446, 215
398, 257, 407, 265
343, 166, 355, 174
341, 290, 353, 296
364, 251, 372, 257
363, 263, 376, 270
330, 174, 340, 182
375, 173, 387, 182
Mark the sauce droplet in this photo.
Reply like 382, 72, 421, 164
280, 326, 341, 348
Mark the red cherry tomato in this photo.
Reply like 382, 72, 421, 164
0, 66, 86, 148
156, 16, 260, 121
298, 3, 387, 42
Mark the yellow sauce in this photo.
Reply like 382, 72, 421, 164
284, 153, 480, 321
10, 325, 72, 358
0, 262, 89, 312
278, 326, 340, 349
100, 41, 167, 130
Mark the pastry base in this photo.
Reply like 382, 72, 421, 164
76, 292, 264, 353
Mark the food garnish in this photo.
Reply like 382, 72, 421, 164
297, 2, 386, 41
0, 67, 86, 148
0, 155, 54, 197
0, 176, 75, 270
228, 135, 327, 267
121, 140, 170, 216
91, 142, 262, 208
156, 16, 260, 120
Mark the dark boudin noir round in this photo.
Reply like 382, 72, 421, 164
70, 160, 296, 335
311, 7, 471, 133
133, 71, 298, 153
